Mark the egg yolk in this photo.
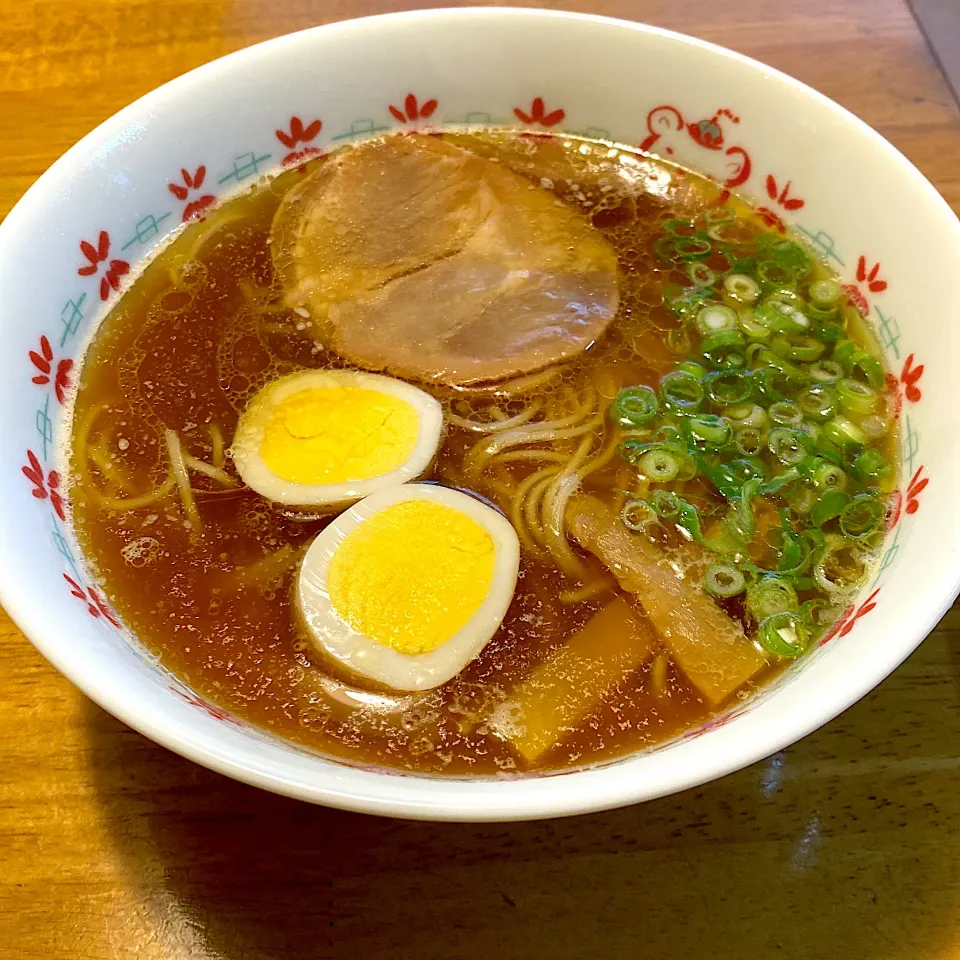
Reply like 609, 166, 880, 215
259, 386, 420, 485
328, 500, 496, 655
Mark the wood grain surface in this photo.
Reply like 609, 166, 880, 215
2, 2, 960, 958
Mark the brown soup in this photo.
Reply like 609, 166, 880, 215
67, 131, 894, 774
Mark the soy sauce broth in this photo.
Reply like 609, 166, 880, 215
66, 132, 891, 774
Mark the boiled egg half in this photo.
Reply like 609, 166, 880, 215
230, 369, 443, 507
297, 483, 520, 691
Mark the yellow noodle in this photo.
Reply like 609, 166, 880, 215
446, 399, 543, 434
463, 396, 602, 480
226, 544, 300, 586
165, 430, 202, 530
559, 580, 614, 604
93, 476, 177, 511
183, 453, 238, 486
523, 473, 560, 547
444, 365, 562, 400
491, 450, 567, 466
208, 424, 225, 469
542, 436, 596, 579
510, 466, 559, 556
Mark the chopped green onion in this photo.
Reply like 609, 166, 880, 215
806, 302, 839, 324
816, 321, 845, 343
756, 260, 795, 291
767, 427, 809, 465
660, 371, 705, 413
767, 239, 812, 278
700, 331, 747, 370
706, 370, 753, 405
663, 218, 696, 237
758, 611, 808, 658
735, 426, 764, 456
768, 401, 803, 427
737, 309, 773, 343
808, 278, 843, 306
771, 334, 826, 362
704, 563, 747, 598
797, 385, 838, 422
800, 456, 848, 491
807, 359, 844, 383
723, 273, 761, 304
724, 403, 768, 430
621, 499, 657, 532
727, 456, 768, 484
677, 361, 708, 379
850, 351, 885, 389
759, 467, 801, 496
696, 304, 738, 336
652, 489, 682, 519
683, 414, 733, 448
822, 416, 867, 453
851, 448, 891, 484
609, 386, 659, 429
814, 535, 868, 595
800, 597, 835, 631
747, 577, 798, 621
753, 300, 811, 334
811, 489, 851, 527
687, 262, 715, 287
815, 432, 845, 466
840, 494, 885, 538
836, 378, 878, 416
639, 447, 682, 482
674, 236, 712, 259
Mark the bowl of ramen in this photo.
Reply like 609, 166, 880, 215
1, 8, 958, 821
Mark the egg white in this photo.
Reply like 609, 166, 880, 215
297, 483, 521, 691
230, 369, 443, 507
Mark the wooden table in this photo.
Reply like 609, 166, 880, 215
2, 1, 959, 957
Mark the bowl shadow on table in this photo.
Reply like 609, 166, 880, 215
83, 640, 960, 960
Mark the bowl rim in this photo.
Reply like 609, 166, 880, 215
2, 5, 959, 821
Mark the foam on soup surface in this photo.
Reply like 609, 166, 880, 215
67, 131, 897, 774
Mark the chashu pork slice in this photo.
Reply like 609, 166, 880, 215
271, 134, 619, 386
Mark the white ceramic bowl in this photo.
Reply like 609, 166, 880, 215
1, 8, 958, 822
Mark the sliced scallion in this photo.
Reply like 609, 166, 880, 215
660, 371, 705, 413
704, 563, 747, 598
767, 427, 809, 465
837, 377, 878, 416
851, 448, 891, 484
758, 612, 808, 658
754, 300, 811, 335
839, 494, 885, 538
811, 489, 851, 527
822, 416, 867, 453
807, 359, 844, 383
639, 447, 683, 482
768, 401, 803, 427
723, 273, 761, 304
696, 304, 738, 336
609, 385, 659, 429
735, 426, 765, 457
757, 260, 795, 291
724, 402, 768, 431
797, 385, 838, 422
747, 577, 798, 621
808, 278, 843, 306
